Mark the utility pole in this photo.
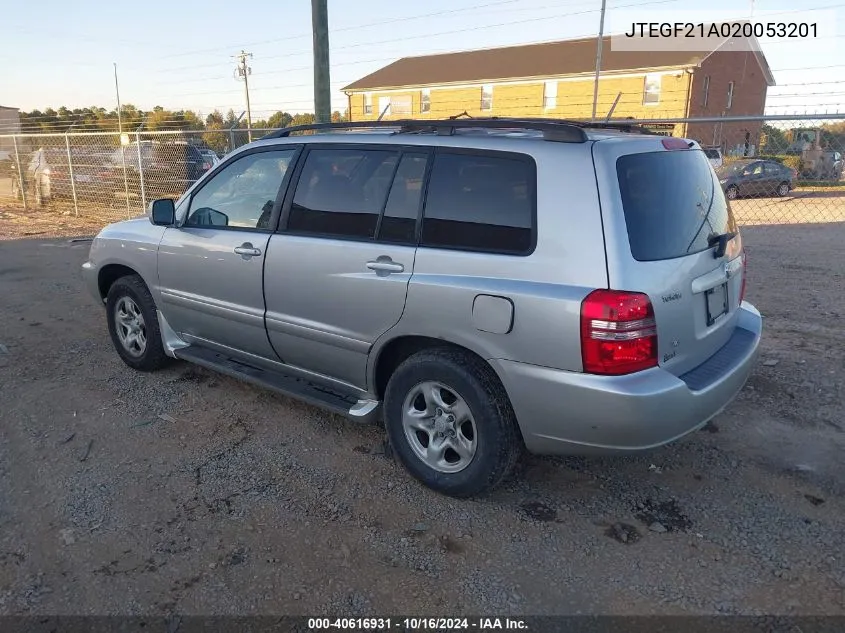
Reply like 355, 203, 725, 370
114, 62, 123, 135
234, 50, 253, 142
591, 0, 608, 121
311, 0, 331, 123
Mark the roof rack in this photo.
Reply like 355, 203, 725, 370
258, 117, 658, 143
260, 118, 587, 143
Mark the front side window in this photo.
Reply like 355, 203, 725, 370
643, 74, 661, 105
184, 149, 296, 230
287, 148, 399, 239
421, 152, 535, 255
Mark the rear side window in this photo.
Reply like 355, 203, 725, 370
422, 152, 535, 255
703, 149, 720, 159
288, 148, 398, 239
617, 149, 736, 262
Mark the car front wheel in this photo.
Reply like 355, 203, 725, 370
384, 348, 522, 497
106, 274, 172, 372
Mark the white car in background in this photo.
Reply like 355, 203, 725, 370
199, 149, 221, 168
703, 147, 723, 169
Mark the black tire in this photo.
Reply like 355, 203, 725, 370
776, 181, 790, 197
105, 274, 172, 372
384, 348, 523, 498
725, 185, 739, 200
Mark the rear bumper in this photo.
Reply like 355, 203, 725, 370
493, 302, 762, 455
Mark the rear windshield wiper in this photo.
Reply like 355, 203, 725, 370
708, 231, 737, 258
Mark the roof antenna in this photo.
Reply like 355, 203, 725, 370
449, 111, 473, 119
376, 102, 391, 121
604, 92, 622, 123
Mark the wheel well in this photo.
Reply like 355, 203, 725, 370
374, 336, 492, 400
97, 264, 138, 301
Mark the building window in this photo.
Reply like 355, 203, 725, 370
543, 81, 557, 109
727, 81, 735, 109
481, 84, 493, 111
420, 89, 431, 113
702, 75, 710, 107
364, 93, 372, 115
643, 74, 661, 105
391, 95, 412, 116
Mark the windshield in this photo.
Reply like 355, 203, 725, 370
617, 149, 737, 262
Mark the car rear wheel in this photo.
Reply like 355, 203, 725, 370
384, 348, 522, 497
725, 185, 739, 200
106, 274, 172, 372
776, 182, 790, 197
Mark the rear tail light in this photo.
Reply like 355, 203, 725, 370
739, 252, 748, 303
580, 290, 658, 375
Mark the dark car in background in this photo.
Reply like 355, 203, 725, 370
102, 142, 212, 199
717, 159, 796, 200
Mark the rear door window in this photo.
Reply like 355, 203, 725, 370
616, 149, 736, 262
287, 148, 399, 239
421, 151, 535, 255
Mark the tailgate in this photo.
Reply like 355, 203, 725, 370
592, 138, 745, 377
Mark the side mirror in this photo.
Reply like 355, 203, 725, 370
149, 198, 175, 226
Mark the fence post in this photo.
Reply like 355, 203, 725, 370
119, 134, 131, 220
12, 136, 26, 211
135, 131, 147, 212
65, 131, 79, 217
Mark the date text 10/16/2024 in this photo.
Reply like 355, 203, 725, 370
624, 22, 818, 38
307, 617, 529, 630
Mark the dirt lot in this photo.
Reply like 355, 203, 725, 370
0, 214, 843, 616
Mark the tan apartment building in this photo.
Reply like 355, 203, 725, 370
343, 31, 774, 152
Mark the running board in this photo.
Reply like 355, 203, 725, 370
173, 346, 380, 424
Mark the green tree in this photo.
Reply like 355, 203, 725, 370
267, 111, 293, 129
760, 124, 788, 154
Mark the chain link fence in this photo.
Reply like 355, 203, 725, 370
2, 115, 845, 228
0, 128, 278, 224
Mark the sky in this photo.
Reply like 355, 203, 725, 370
1, 0, 843, 120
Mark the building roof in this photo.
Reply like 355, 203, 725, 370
343, 30, 775, 91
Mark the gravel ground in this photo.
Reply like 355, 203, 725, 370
0, 221, 843, 616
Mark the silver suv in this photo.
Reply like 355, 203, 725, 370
82, 119, 762, 497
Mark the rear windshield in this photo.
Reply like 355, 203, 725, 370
617, 149, 736, 262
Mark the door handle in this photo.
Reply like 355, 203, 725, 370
234, 243, 262, 258
366, 259, 404, 274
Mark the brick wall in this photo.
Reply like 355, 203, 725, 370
686, 49, 769, 152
